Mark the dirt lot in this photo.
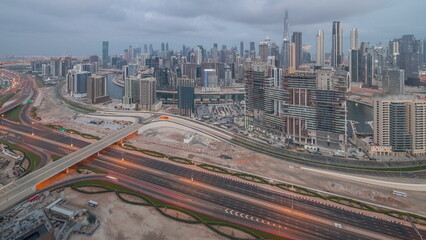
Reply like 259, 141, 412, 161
129, 126, 426, 216
64, 188, 227, 240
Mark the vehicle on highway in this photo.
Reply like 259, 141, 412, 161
392, 190, 407, 197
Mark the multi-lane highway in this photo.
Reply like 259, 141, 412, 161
1, 119, 424, 240
0, 70, 424, 239
0, 119, 141, 212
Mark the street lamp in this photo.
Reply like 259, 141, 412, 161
31, 122, 34, 135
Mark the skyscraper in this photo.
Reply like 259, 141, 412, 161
289, 43, 296, 73
102, 41, 109, 68
139, 77, 157, 111
331, 21, 343, 67
350, 28, 359, 50
397, 35, 421, 81
240, 41, 244, 58
258, 41, 269, 61
291, 32, 302, 69
382, 68, 405, 94
281, 10, 290, 70
250, 42, 256, 59
373, 98, 426, 156
196, 45, 204, 65
316, 30, 325, 67
177, 77, 195, 116
87, 75, 109, 104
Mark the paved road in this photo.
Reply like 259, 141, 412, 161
2, 121, 424, 240
0, 121, 141, 212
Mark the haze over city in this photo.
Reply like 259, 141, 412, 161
1, 0, 425, 56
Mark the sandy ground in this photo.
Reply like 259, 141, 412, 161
64, 188, 227, 240
35, 87, 115, 139
129, 126, 426, 216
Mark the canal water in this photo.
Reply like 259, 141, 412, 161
107, 74, 123, 100
347, 100, 373, 123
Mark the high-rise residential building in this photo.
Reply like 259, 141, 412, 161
350, 28, 359, 50
331, 21, 343, 67
139, 77, 157, 111
102, 41, 109, 68
87, 75, 109, 104
382, 68, 405, 94
281, 10, 290, 70
177, 77, 195, 116
373, 98, 426, 156
244, 63, 348, 150
316, 30, 325, 67
203, 69, 218, 87
122, 76, 140, 105
291, 32, 302, 69
240, 41, 244, 58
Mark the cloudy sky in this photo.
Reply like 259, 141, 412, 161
1, 0, 425, 56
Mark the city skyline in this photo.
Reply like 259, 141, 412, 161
1, 0, 425, 56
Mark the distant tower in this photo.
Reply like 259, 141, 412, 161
166, 42, 169, 51
350, 28, 359, 50
281, 9, 290, 70
196, 45, 204, 65
128, 45, 133, 61
331, 21, 343, 67
291, 32, 302, 69
102, 41, 109, 68
161, 42, 165, 52
316, 30, 325, 66
240, 41, 244, 59
250, 42, 256, 59
289, 42, 296, 73
143, 44, 148, 54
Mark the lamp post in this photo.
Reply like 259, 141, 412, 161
31, 122, 34, 136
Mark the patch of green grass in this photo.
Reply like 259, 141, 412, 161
198, 164, 230, 174
30, 107, 41, 121
43, 124, 101, 140
3, 105, 23, 123
0, 140, 40, 174
51, 155, 61, 161
0, 92, 16, 108
168, 156, 194, 165
232, 173, 269, 184
69, 180, 288, 240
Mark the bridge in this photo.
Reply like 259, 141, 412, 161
0, 121, 141, 212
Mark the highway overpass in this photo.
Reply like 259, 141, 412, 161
0, 121, 141, 212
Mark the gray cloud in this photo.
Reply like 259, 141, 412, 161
0, 0, 424, 56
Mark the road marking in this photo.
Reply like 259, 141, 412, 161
225, 208, 229, 214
